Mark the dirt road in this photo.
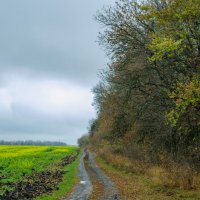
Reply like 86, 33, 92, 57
64, 150, 120, 200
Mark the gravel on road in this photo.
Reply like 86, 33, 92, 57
64, 150, 121, 200
64, 151, 92, 200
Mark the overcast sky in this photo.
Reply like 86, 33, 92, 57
0, 0, 114, 145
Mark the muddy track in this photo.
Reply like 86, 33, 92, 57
65, 150, 120, 200
64, 151, 92, 200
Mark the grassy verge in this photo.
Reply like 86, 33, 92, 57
96, 156, 200, 200
37, 152, 82, 200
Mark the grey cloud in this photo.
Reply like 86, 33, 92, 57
0, 105, 90, 144
0, 0, 115, 144
0, 0, 114, 85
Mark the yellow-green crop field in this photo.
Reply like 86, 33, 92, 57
0, 145, 80, 199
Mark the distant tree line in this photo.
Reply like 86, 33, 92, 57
80, 0, 200, 170
0, 140, 67, 146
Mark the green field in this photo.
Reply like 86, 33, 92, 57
0, 145, 80, 199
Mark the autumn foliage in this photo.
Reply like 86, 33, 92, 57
80, 0, 200, 189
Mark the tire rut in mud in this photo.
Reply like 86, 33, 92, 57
65, 150, 120, 200
63, 151, 92, 200
85, 151, 121, 200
